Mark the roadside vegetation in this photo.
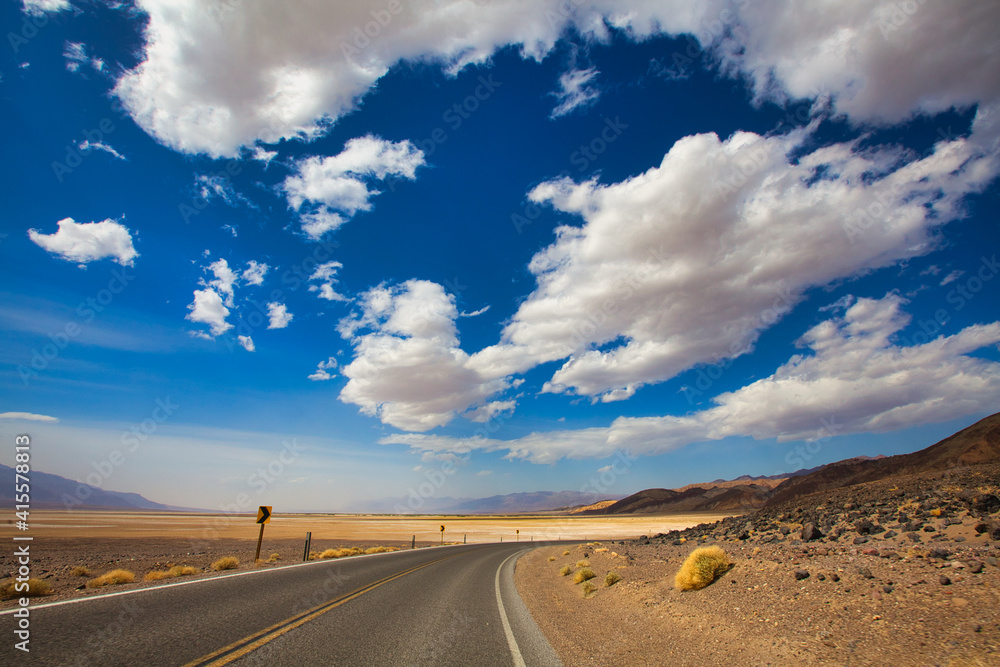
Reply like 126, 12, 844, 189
144, 565, 199, 581
211, 557, 239, 571
0, 578, 52, 599
675, 546, 732, 591
87, 569, 136, 588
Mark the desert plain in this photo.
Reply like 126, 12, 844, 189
0, 509, 734, 608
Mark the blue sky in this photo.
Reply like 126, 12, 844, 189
2, 0, 999, 512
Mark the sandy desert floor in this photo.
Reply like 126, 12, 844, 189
0, 509, 734, 607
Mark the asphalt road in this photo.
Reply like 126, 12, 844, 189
2, 543, 564, 666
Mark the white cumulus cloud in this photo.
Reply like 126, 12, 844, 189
237, 335, 255, 352
338, 280, 512, 431
28, 217, 138, 267
308, 357, 338, 381
186, 288, 232, 336
284, 135, 425, 240
468, 127, 998, 401
111, 1, 1000, 158
242, 260, 269, 286
384, 295, 1000, 463
267, 302, 293, 329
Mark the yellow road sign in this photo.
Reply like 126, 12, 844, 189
257, 506, 272, 524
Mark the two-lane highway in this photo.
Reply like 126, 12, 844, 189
2, 542, 564, 666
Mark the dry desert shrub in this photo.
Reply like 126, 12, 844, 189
319, 549, 340, 559
581, 581, 597, 596
169, 565, 198, 577
548, 556, 556, 562
605, 571, 622, 587
576, 559, 590, 568
562, 550, 571, 556
573, 568, 596, 584
0, 578, 52, 599
365, 546, 399, 554
675, 546, 732, 591
559, 565, 573, 576
70, 566, 91, 577
87, 569, 135, 588
144, 570, 171, 581
211, 557, 239, 571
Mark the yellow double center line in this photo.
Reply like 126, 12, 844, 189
183, 554, 457, 667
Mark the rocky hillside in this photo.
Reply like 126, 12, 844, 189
766, 412, 1000, 508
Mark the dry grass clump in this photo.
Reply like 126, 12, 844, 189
265, 553, 281, 563
581, 581, 597, 596
562, 550, 571, 556
573, 568, 596, 584
0, 578, 53, 599
595, 548, 608, 553
320, 547, 367, 559
144, 564, 198, 580
559, 565, 573, 576
211, 557, 239, 571
365, 546, 399, 554
70, 566, 91, 577
576, 559, 590, 568
548, 556, 556, 562
87, 569, 135, 588
605, 571, 622, 587
674, 546, 732, 591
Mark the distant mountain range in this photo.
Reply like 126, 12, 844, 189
353, 490, 627, 514
0, 464, 191, 511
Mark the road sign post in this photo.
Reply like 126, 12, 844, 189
255, 506, 272, 564
440, 524, 444, 545
302, 531, 312, 562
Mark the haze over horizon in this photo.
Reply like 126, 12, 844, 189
2, 0, 999, 513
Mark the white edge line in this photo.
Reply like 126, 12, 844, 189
495, 550, 528, 667
0, 542, 473, 616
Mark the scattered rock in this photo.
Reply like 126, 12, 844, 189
794, 569, 810, 581
801, 523, 824, 542
939, 575, 952, 586
862, 548, 880, 556
970, 494, 1000, 515
883, 585, 894, 594
858, 567, 874, 579
967, 561, 984, 574
929, 547, 951, 560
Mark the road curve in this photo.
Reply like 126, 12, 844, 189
2, 542, 565, 666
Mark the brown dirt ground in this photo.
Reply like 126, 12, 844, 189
515, 533, 1000, 666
